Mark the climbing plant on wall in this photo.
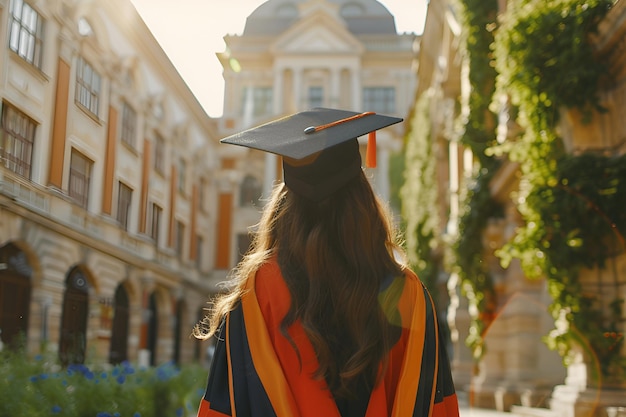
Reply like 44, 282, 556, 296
401, 94, 440, 293
450, 0, 501, 360
492, 0, 624, 381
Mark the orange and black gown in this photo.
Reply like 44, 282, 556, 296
197, 260, 460, 417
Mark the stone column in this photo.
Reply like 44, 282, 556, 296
550, 253, 626, 417
351, 66, 361, 109
137, 275, 155, 368
293, 67, 303, 110
330, 67, 340, 108
447, 272, 474, 391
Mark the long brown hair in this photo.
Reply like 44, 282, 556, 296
196, 171, 405, 399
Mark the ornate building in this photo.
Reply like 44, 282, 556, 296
0, 0, 221, 366
212, 0, 419, 269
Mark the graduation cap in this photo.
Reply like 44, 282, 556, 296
220, 107, 403, 202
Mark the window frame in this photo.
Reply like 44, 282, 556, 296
239, 174, 262, 207
153, 134, 165, 175
362, 87, 396, 114
75, 57, 101, 117
148, 202, 162, 243
240, 86, 273, 118
177, 157, 186, 194
0, 101, 36, 179
307, 86, 324, 109
195, 234, 203, 269
120, 101, 137, 149
174, 220, 185, 258
8, 0, 44, 68
68, 149, 92, 209
116, 182, 133, 231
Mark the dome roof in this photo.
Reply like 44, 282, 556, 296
243, 0, 398, 36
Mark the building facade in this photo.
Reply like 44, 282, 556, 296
0, 0, 222, 366
212, 0, 419, 269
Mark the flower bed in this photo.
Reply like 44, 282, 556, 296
0, 349, 206, 417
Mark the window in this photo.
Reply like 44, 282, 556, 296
9, 0, 44, 68
239, 175, 262, 207
177, 158, 186, 193
362, 87, 396, 114
120, 101, 136, 148
174, 220, 185, 258
195, 235, 203, 268
116, 182, 132, 231
198, 177, 207, 212
148, 203, 162, 243
153, 135, 165, 174
76, 57, 101, 117
68, 149, 92, 209
1, 102, 36, 179
308, 86, 324, 108
241, 87, 273, 117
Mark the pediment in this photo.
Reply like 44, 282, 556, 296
271, 10, 363, 55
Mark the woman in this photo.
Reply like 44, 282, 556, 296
196, 108, 459, 417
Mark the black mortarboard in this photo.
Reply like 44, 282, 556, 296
220, 107, 403, 201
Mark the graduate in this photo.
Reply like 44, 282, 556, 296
195, 108, 460, 417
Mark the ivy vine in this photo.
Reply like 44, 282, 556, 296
401, 94, 440, 293
492, 0, 624, 382
450, 0, 501, 360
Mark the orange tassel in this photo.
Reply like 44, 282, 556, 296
366, 131, 377, 168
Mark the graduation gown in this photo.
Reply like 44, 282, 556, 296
197, 260, 460, 417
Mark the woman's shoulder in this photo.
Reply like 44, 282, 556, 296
255, 258, 283, 286
253, 257, 291, 323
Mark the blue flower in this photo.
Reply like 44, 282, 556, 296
68, 363, 88, 374
34, 354, 43, 361
39, 373, 49, 380
133, 413, 141, 417
96, 412, 112, 417
121, 360, 135, 374
29, 376, 38, 382
101, 372, 108, 379
175, 407, 183, 417
51, 405, 62, 413
116, 375, 126, 384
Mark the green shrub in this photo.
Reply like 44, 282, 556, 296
0, 349, 207, 417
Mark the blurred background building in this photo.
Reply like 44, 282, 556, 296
0, 0, 222, 367
213, 0, 418, 272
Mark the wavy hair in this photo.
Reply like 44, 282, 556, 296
196, 171, 406, 399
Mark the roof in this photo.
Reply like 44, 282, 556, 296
243, 0, 399, 36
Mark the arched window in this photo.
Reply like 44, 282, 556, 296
109, 284, 130, 364
239, 175, 262, 207
172, 299, 185, 364
59, 267, 90, 365
0, 242, 32, 349
147, 292, 158, 366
